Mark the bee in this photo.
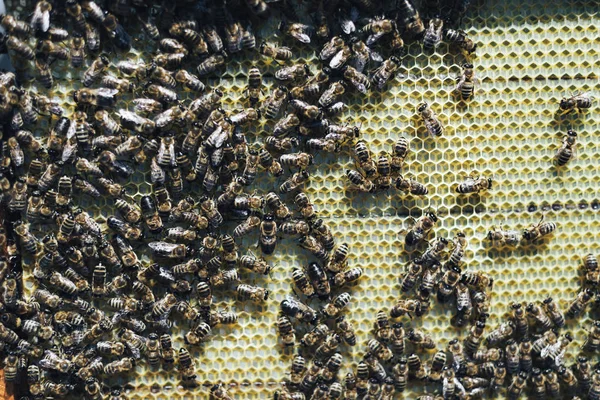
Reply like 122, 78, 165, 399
291, 192, 314, 219
342, 65, 371, 94
243, 67, 264, 107
281, 297, 318, 324
565, 288, 594, 319
103, 357, 134, 376
102, 12, 131, 50
541, 297, 565, 328
278, 21, 312, 44
456, 172, 493, 194
329, 45, 352, 70
196, 53, 226, 76
277, 314, 295, 347
273, 113, 300, 137
73, 87, 118, 108
81, 54, 110, 87
289, 99, 320, 120
318, 81, 345, 108
554, 129, 578, 166
361, 18, 396, 46
371, 56, 400, 90
259, 214, 278, 255
6, 36, 35, 60
184, 321, 212, 345
485, 225, 520, 246
210, 383, 233, 400
107, 216, 143, 241
280, 170, 310, 194
232, 215, 260, 238
263, 86, 289, 119
404, 210, 438, 247
31, 93, 63, 116
146, 84, 178, 104
275, 64, 311, 83
138, 15, 159, 40
14, 220, 38, 254
171, 69, 204, 93
390, 299, 422, 319
320, 36, 345, 60
259, 41, 293, 61
455, 63, 479, 100
237, 284, 269, 303
0, 15, 31, 38
394, 175, 428, 196
417, 102, 444, 137
522, 215, 556, 242
85, 22, 101, 51
446, 29, 477, 54
423, 18, 444, 49
33, 59, 53, 89
346, 169, 374, 192
559, 92, 593, 114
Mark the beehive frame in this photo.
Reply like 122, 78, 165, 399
2, 0, 600, 398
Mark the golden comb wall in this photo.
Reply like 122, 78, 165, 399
4, 0, 600, 398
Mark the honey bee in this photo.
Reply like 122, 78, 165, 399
446, 29, 477, 55
73, 87, 118, 108
259, 41, 293, 61
34, 61, 53, 89
417, 102, 444, 137
342, 65, 371, 94
103, 357, 134, 376
455, 63, 479, 100
210, 383, 233, 400
85, 22, 101, 51
6, 35, 35, 60
275, 64, 311, 83
31, 93, 63, 116
196, 53, 226, 76
404, 210, 438, 247
281, 297, 318, 324
565, 288, 594, 319
273, 113, 300, 137
0, 15, 31, 38
320, 36, 345, 60
395, 175, 428, 196
456, 172, 492, 194
280, 170, 310, 194
559, 92, 593, 114
259, 214, 278, 255
118, 110, 156, 134
371, 56, 400, 90
145, 83, 178, 104
236, 284, 269, 303
318, 81, 345, 108
362, 18, 396, 46
277, 314, 295, 347
390, 299, 422, 319
102, 12, 131, 50
522, 215, 556, 242
554, 129, 578, 166
423, 18, 444, 49
278, 21, 312, 44
345, 169, 374, 192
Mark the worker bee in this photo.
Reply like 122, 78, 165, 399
0, 15, 30, 38
278, 21, 312, 44
6, 35, 35, 60
371, 56, 400, 90
102, 12, 131, 50
118, 110, 156, 135
31, 93, 63, 116
318, 81, 345, 108
245, 67, 263, 106
559, 92, 593, 114
395, 175, 428, 195
446, 29, 477, 54
145, 83, 178, 104
342, 65, 371, 94
522, 215, 556, 242
403, 210, 438, 247
275, 64, 311, 83
554, 129, 577, 166
346, 169, 374, 192
417, 102, 444, 137
455, 63, 479, 100
456, 172, 492, 194
423, 18, 443, 49
81, 54, 110, 87
196, 53, 226, 76
237, 284, 269, 303
565, 288, 594, 319
259, 214, 278, 255
281, 297, 318, 324
84, 22, 101, 51
277, 314, 295, 347
259, 41, 293, 61
486, 225, 520, 246
362, 17, 396, 46
103, 357, 134, 376
280, 170, 310, 194
73, 88, 118, 108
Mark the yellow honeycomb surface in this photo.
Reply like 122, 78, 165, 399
4, 0, 600, 398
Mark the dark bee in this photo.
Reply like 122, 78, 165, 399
85, 22, 101, 51
455, 63, 479, 100
446, 29, 477, 54
0, 15, 31, 38
371, 56, 400, 90
275, 64, 311, 83
102, 12, 131, 50
6, 36, 35, 60
456, 173, 493, 194
82, 54, 110, 87
554, 129, 577, 166
280, 170, 310, 194
559, 92, 593, 114
361, 18, 396, 46
246, 67, 263, 107
423, 18, 443, 49
417, 102, 444, 136
73, 88, 118, 108
259, 214, 277, 255
342, 65, 371, 94
277, 314, 295, 347
281, 297, 318, 324
203, 25, 223, 53
263, 86, 288, 119
146, 84, 178, 104
173, 69, 204, 92
319, 81, 345, 108
140, 196, 163, 234
197, 53, 226, 76
259, 41, 293, 61
522, 215, 556, 242
565, 288, 594, 319
404, 210, 438, 247
346, 169, 374, 192
278, 21, 312, 44
237, 284, 269, 303
233, 215, 261, 238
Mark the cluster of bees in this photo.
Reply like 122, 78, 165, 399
0, 0, 595, 400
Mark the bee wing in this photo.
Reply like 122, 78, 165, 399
291, 30, 311, 44
339, 19, 356, 35
369, 50, 384, 63
366, 32, 385, 47
97, 88, 119, 99
31, 4, 50, 32
66, 120, 77, 140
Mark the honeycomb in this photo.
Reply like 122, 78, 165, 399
2, 0, 600, 398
